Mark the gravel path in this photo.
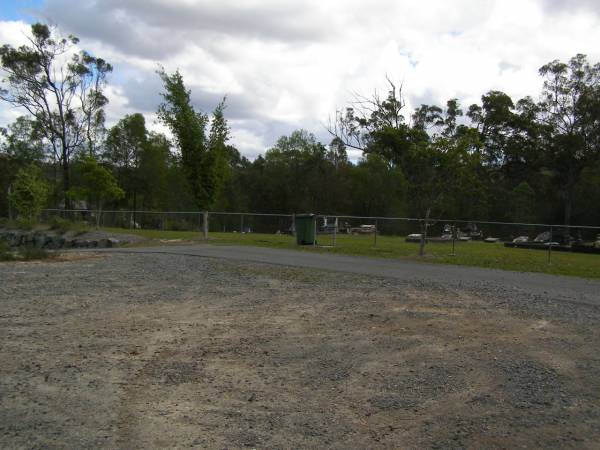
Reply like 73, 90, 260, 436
1, 251, 600, 448
104, 244, 600, 305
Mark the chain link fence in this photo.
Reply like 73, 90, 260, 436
40, 209, 600, 259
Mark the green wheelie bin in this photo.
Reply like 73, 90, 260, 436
295, 214, 316, 245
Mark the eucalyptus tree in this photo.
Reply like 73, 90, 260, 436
537, 54, 600, 224
0, 23, 112, 207
104, 113, 148, 214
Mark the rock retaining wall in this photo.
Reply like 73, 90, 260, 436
0, 230, 121, 249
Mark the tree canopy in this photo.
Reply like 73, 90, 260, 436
0, 23, 112, 206
0, 25, 599, 230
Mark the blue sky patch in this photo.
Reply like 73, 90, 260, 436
1, 0, 43, 22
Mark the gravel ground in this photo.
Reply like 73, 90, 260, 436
1, 252, 600, 449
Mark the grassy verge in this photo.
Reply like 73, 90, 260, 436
100, 227, 600, 279
0, 239, 57, 262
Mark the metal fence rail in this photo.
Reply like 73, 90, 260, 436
39, 209, 600, 263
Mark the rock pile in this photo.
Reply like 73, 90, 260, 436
0, 230, 121, 249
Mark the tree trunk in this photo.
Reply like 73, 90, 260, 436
564, 193, 572, 226
53, 160, 59, 207
63, 157, 71, 210
133, 190, 137, 229
7, 184, 13, 221
419, 207, 431, 257
96, 204, 102, 230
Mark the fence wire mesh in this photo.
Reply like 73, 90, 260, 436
40, 209, 600, 261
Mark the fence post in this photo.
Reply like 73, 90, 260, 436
240, 214, 244, 233
374, 219, 378, 247
203, 211, 209, 240
333, 217, 337, 247
451, 222, 456, 256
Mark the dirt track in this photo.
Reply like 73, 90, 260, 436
1, 252, 600, 448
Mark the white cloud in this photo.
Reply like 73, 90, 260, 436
229, 125, 266, 159
1, 1, 599, 158
0, 20, 31, 47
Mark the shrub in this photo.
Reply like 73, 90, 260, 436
67, 156, 124, 229
163, 218, 195, 231
18, 245, 56, 261
8, 164, 49, 221
0, 239, 15, 261
48, 216, 89, 235
15, 217, 36, 230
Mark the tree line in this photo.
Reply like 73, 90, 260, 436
1, 23, 599, 227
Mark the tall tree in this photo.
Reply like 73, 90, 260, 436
68, 156, 124, 228
137, 132, 172, 210
157, 69, 230, 210
206, 98, 230, 207
0, 23, 112, 207
104, 113, 148, 215
537, 54, 600, 224
327, 137, 348, 171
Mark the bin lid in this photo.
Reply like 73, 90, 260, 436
295, 213, 315, 218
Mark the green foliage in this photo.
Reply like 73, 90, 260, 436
0, 239, 55, 262
574, 159, 600, 224
157, 69, 230, 210
0, 238, 15, 261
8, 164, 48, 221
68, 156, 124, 227
2, 116, 46, 166
327, 137, 348, 170
15, 217, 36, 230
18, 245, 55, 261
1, 51, 599, 232
207, 99, 230, 201
0, 22, 112, 204
69, 156, 124, 204
510, 182, 537, 224
105, 113, 148, 170
537, 54, 600, 224
240, 130, 342, 214
48, 216, 89, 235
350, 154, 406, 216
352, 90, 485, 220
137, 132, 171, 210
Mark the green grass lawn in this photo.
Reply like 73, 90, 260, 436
101, 227, 600, 280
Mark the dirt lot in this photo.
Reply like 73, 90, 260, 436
1, 252, 600, 449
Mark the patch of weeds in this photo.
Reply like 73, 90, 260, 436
0, 239, 16, 261
15, 217, 36, 230
0, 217, 42, 231
48, 216, 89, 235
18, 245, 57, 261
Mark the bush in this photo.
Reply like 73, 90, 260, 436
18, 245, 56, 261
0, 239, 16, 261
15, 217, 36, 230
0, 238, 57, 262
67, 156, 124, 229
8, 164, 49, 221
48, 216, 89, 235
163, 219, 195, 231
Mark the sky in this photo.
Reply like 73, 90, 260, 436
1, 0, 600, 160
